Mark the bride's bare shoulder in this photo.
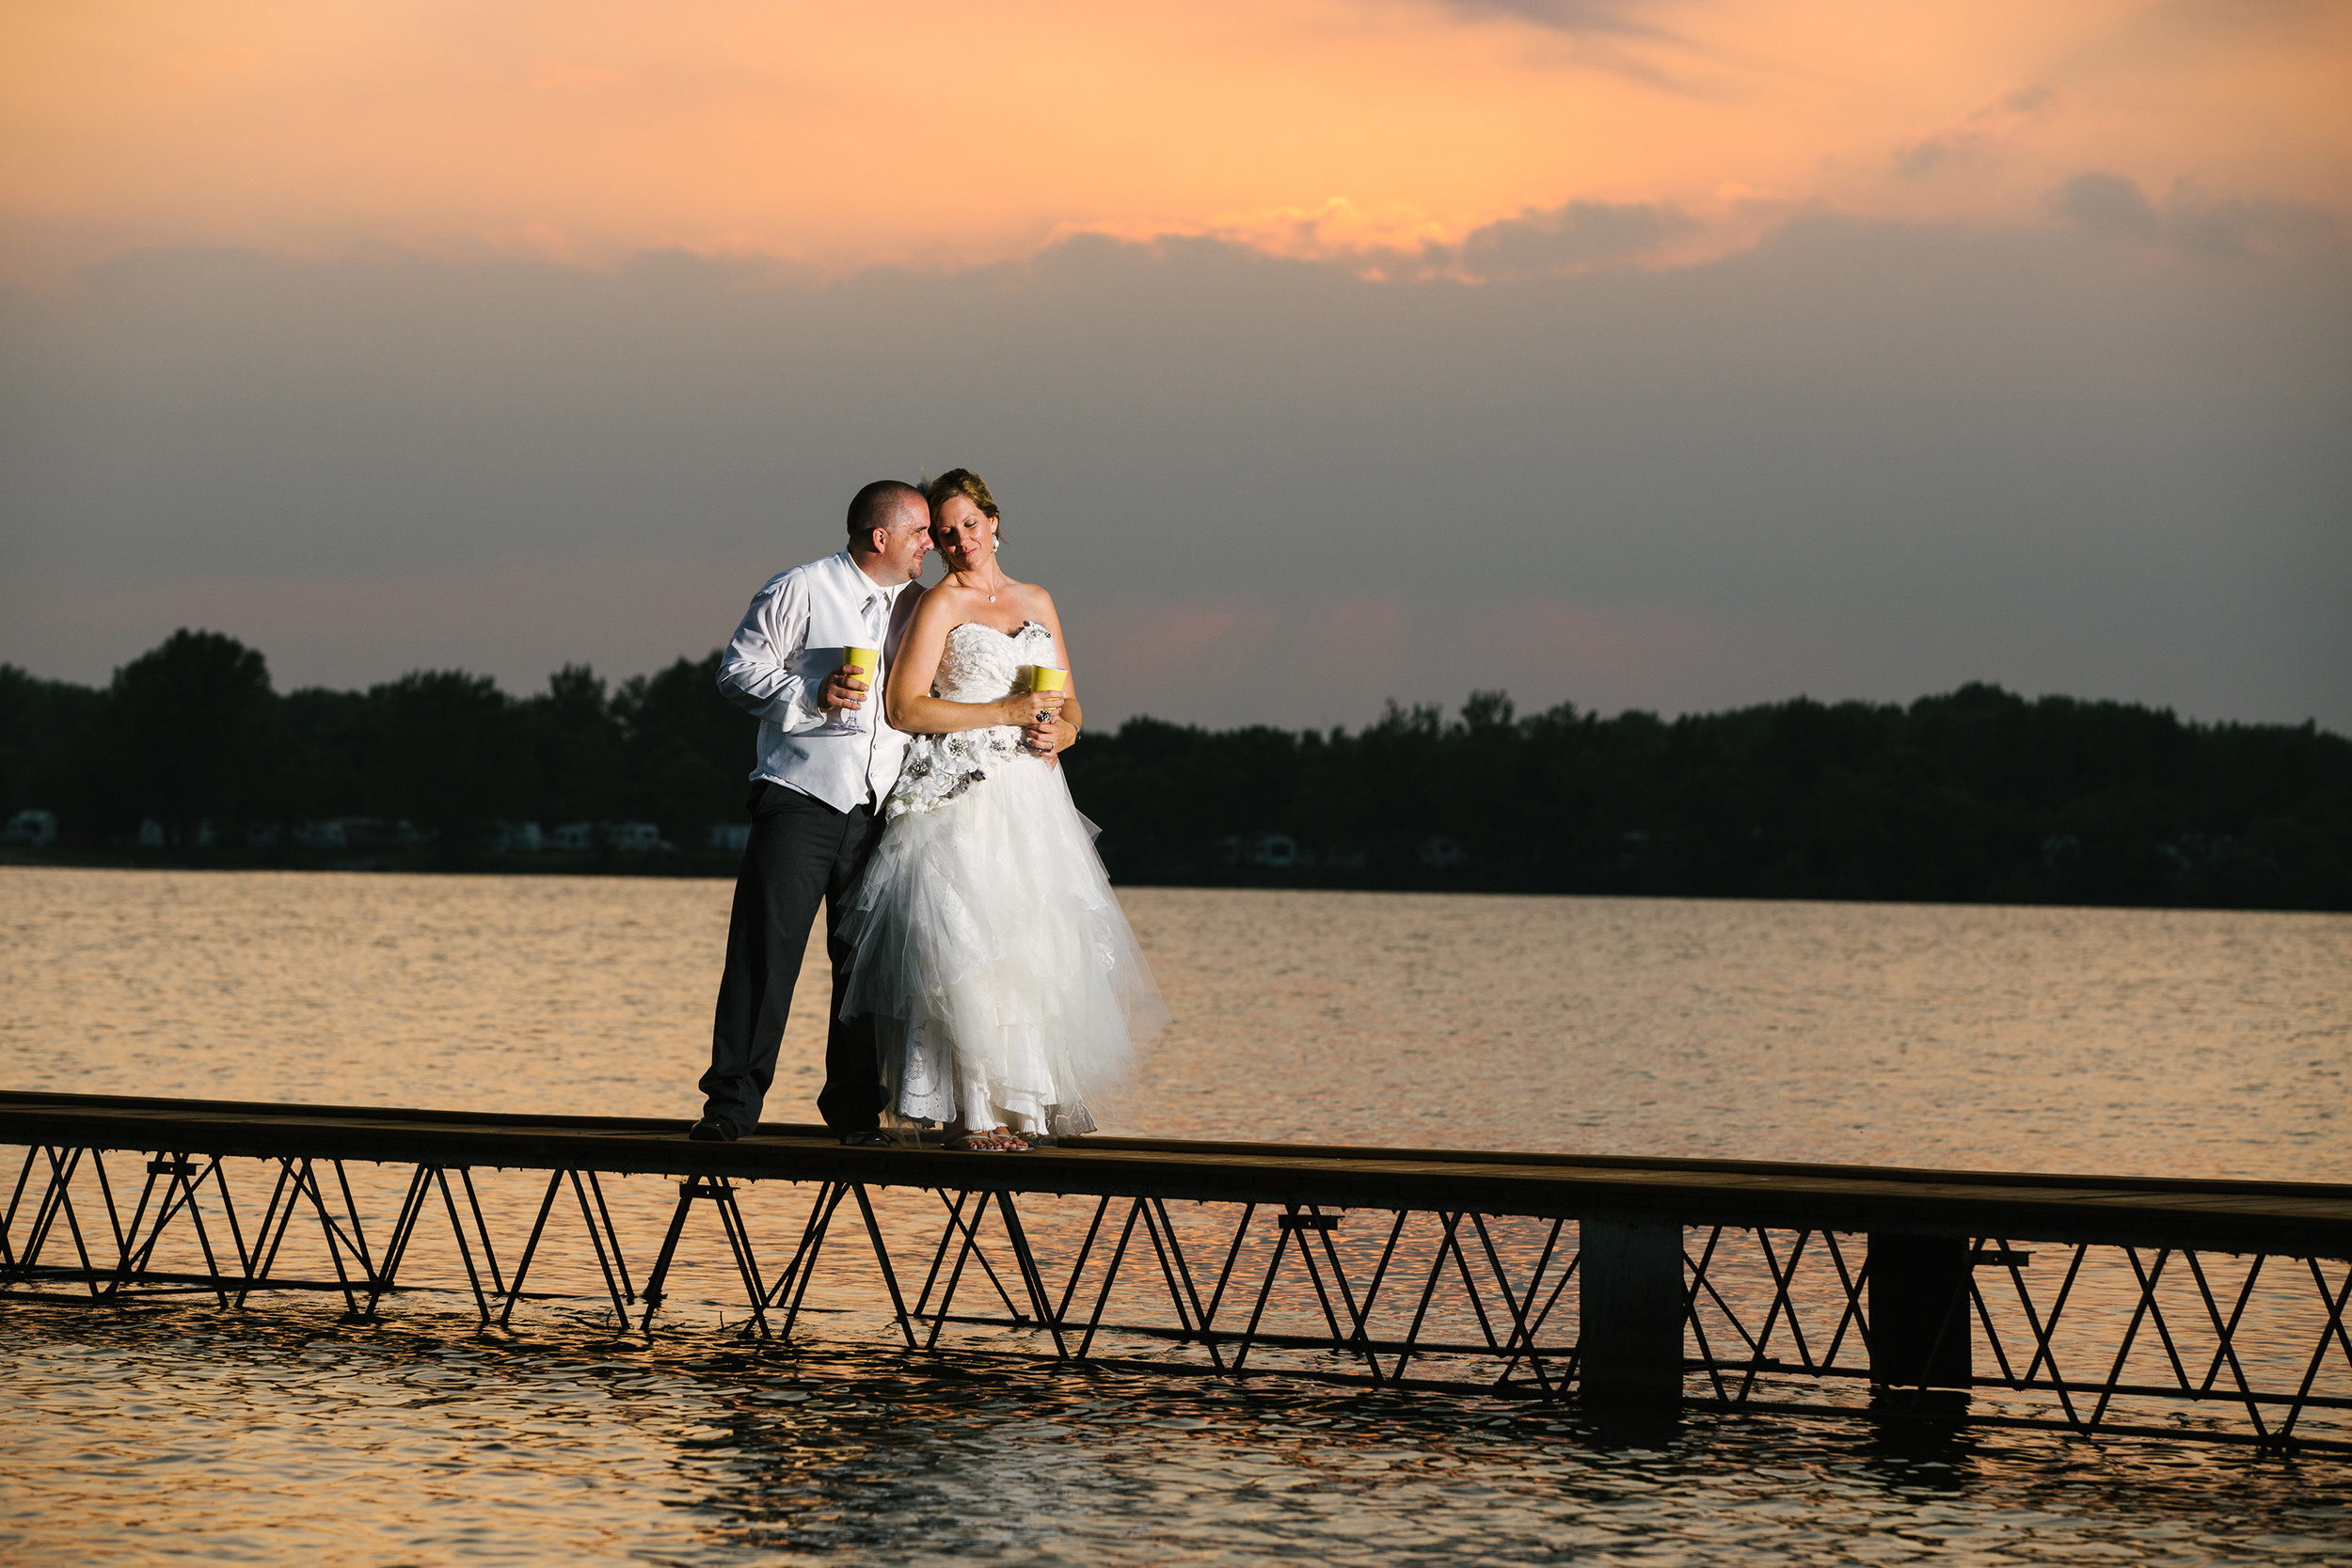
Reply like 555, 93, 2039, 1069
912, 580, 973, 624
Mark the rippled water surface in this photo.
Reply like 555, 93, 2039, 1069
3, 867, 2348, 1563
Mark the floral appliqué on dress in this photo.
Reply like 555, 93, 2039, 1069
884, 621, 1055, 822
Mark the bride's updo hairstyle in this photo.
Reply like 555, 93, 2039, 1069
922, 467, 1002, 541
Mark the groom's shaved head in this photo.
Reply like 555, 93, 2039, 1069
846, 479, 927, 540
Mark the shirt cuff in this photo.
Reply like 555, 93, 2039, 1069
778, 685, 829, 733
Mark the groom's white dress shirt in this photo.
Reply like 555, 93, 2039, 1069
718, 549, 922, 813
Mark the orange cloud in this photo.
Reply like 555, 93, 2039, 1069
2, 0, 2344, 282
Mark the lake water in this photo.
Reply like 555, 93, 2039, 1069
2, 866, 2348, 1563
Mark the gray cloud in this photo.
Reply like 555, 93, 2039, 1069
1, 211, 2345, 731
1897, 84, 2055, 180
1452, 199, 1694, 277
1412, 1, 1704, 93
2058, 172, 2165, 240
1426, 0, 1658, 35
2056, 171, 2339, 256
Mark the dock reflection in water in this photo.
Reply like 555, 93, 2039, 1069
2, 867, 2348, 1563
7, 1297, 2340, 1567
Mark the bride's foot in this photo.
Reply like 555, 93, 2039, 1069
946, 1126, 1030, 1152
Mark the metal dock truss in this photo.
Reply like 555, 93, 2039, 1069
3, 1091, 2347, 1455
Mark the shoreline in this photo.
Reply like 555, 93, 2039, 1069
4, 847, 2344, 915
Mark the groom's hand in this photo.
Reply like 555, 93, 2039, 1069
820, 664, 868, 712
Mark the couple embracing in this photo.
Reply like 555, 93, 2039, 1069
688, 471, 1168, 1153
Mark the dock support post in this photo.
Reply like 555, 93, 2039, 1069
1867, 1233, 1971, 1390
1578, 1217, 1685, 1404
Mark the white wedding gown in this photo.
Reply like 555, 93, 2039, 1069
838, 620, 1168, 1136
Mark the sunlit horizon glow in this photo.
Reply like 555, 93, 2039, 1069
3, 0, 2345, 284
3, 1, 2346, 732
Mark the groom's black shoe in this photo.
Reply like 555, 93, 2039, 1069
688, 1117, 739, 1142
838, 1129, 892, 1148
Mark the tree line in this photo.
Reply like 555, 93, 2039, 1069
0, 630, 749, 861
3, 628, 2345, 910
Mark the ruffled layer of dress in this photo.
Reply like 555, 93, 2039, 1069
838, 741, 1168, 1136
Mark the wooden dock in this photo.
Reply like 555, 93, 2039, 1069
5, 1090, 2348, 1454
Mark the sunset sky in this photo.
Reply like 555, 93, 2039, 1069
4, 0, 2347, 726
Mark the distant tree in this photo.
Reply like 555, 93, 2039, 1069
0, 665, 105, 832
278, 686, 371, 826
5, 634, 2345, 908
1069, 684, 2352, 910
358, 671, 525, 860
525, 664, 628, 827
97, 630, 285, 846
615, 651, 757, 845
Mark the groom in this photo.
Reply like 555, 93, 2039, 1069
690, 480, 933, 1144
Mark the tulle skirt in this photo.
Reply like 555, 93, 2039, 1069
838, 752, 1168, 1136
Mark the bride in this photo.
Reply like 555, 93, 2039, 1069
837, 468, 1168, 1151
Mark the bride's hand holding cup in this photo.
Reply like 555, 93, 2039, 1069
993, 670, 1064, 731
1022, 709, 1063, 759
1023, 666, 1069, 759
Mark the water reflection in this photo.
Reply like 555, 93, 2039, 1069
4, 868, 2347, 1178
4, 1298, 2346, 1566
6, 867, 2351, 1561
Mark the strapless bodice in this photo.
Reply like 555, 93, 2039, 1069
884, 621, 1057, 820
933, 620, 1054, 704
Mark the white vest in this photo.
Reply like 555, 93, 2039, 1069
718, 549, 923, 814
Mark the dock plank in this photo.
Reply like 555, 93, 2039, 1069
3, 1090, 2346, 1259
